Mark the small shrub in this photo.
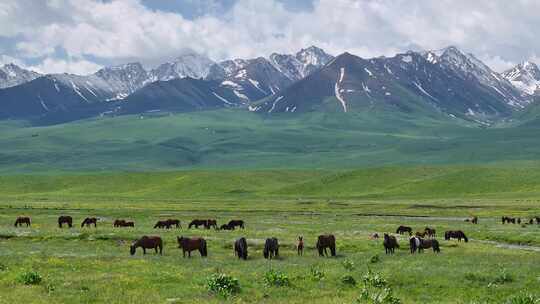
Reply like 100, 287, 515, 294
17, 270, 42, 285
505, 292, 540, 304
358, 269, 400, 304
310, 266, 325, 281
341, 274, 357, 286
264, 269, 290, 287
342, 259, 355, 271
489, 268, 513, 286
370, 255, 380, 264
206, 273, 240, 298
464, 272, 489, 283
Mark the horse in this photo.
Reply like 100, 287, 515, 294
234, 237, 248, 260
124, 221, 135, 227
536, 217, 540, 224
219, 223, 234, 230
316, 234, 336, 257
444, 230, 468, 242
502, 216, 516, 224
177, 236, 207, 258
297, 236, 304, 256
227, 220, 245, 230
130, 236, 163, 255
81, 217, 97, 228
166, 219, 181, 228
154, 220, 171, 229
188, 219, 208, 229
465, 216, 478, 224
263, 238, 279, 259
369, 233, 380, 240
207, 219, 218, 230
14, 217, 31, 227
415, 231, 427, 238
410, 236, 440, 254
113, 219, 125, 227
58, 216, 73, 228
424, 227, 436, 238
383, 233, 399, 254
396, 225, 412, 235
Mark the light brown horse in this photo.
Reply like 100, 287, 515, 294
58, 216, 73, 228
297, 236, 304, 256
14, 217, 31, 227
316, 234, 336, 257
177, 236, 207, 258
81, 217, 97, 228
130, 236, 163, 255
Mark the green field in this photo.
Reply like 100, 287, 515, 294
1, 169, 539, 303
2, 109, 540, 173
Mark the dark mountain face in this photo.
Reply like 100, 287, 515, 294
253, 51, 517, 122
118, 78, 244, 114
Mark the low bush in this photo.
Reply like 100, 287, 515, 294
310, 266, 325, 281
342, 259, 355, 271
505, 292, 540, 304
263, 269, 290, 287
206, 273, 240, 298
17, 270, 42, 285
341, 274, 356, 286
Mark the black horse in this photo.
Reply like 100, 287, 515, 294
188, 219, 208, 229
316, 234, 336, 257
58, 216, 73, 228
81, 217, 97, 228
444, 230, 468, 242
396, 225, 412, 235
263, 238, 279, 259
383, 233, 399, 254
234, 237, 248, 260
219, 223, 234, 230
227, 220, 245, 230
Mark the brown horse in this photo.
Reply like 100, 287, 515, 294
207, 219, 218, 230
58, 216, 73, 228
234, 237, 248, 260
263, 238, 279, 259
444, 230, 468, 242
114, 219, 134, 227
14, 217, 31, 227
154, 220, 171, 229
177, 236, 207, 258
297, 236, 304, 256
219, 223, 234, 230
410, 236, 440, 254
383, 233, 399, 254
316, 234, 336, 257
166, 219, 181, 228
424, 227, 436, 238
130, 236, 163, 255
396, 225, 412, 235
227, 220, 245, 230
81, 217, 97, 228
188, 219, 208, 229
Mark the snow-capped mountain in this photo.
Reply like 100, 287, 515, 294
423, 46, 526, 108
254, 49, 517, 122
149, 50, 215, 81
206, 57, 293, 102
269, 46, 334, 81
94, 62, 150, 99
0, 63, 41, 89
502, 61, 540, 96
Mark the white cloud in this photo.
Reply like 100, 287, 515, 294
29, 57, 102, 75
2, 0, 540, 73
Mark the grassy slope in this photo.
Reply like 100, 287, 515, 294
5, 108, 540, 173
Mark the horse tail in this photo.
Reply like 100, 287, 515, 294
201, 240, 208, 257
463, 233, 468, 243
433, 240, 440, 253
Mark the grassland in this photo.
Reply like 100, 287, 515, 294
0, 168, 539, 303
3, 109, 540, 173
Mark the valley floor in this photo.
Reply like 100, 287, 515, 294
0, 195, 539, 303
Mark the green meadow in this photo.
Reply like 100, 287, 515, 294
1, 111, 540, 303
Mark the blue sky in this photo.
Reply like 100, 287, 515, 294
1, 0, 540, 75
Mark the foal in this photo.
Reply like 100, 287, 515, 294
297, 236, 304, 256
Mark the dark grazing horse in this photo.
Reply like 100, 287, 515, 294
219, 223, 234, 230
58, 216, 73, 228
297, 236, 304, 256
130, 236, 163, 255
114, 219, 134, 227
166, 219, 181, 228
177, 236, 207, 258
234, 237, 248, 260
227, 220, 245, 230
502, 216, 517, 224
263, 238, 279, 259
383, 233, 399, 254
410, 236, 440, 254
81, 217, 97, 228
207, 219, 218, 229
316, 234, 336, 257
444, 230, 468, 242
424, 227, 436, 238
188, 219, 208, 229
14, 217, 31, 227
154, 220, 171, 229
396, 225, 412, 235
